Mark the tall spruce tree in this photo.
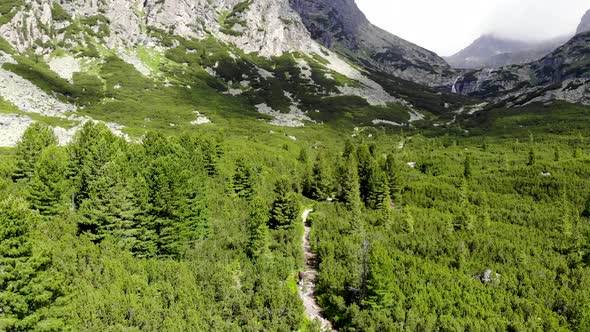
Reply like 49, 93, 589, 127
13, 123, 58, 181
247, 197, 270, 259
232, 159, 255, 199
0, 196, 63, 330
383, 154, 402, 205
67, 122, 119, 209
269, 179, 299, 229
28, 146, 68, 216
308, 151, 333, 200
77, 155, 141, 249
337, 154, 362, 213
356, 144, 375, 205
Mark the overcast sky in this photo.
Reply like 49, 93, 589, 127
355, 0, 589, 56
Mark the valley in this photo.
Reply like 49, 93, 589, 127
0, 1, 589, 331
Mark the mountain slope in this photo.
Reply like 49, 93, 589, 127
0, 0, 471, 146
445, 34, 570, 69
289, 0, 456, 86
451, 32, 590, 106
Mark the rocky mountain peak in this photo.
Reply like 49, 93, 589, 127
445, 34, 570, 69
577, 9, 590, 34
289, 0, 455, 86
1, 0, 316, 57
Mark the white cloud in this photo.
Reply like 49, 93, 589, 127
355, 0, 589, 56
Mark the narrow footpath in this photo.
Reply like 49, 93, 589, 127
298, 209, 335, 331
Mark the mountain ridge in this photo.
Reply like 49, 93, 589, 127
445, 34, 571, 69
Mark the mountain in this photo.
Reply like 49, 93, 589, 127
289, 0, 456, 86
445, 34, 570, 69
451, 32, 590, 106
0, 0, 471, 147
578, 9, 590, 34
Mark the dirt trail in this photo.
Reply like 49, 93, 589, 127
298, 209, 335, 331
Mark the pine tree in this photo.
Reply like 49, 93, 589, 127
13, 123, 58, 181
68, 122, 119, 209
0, 196, 63, 330
308, 151, 333, 200
138, 138, 209, 258
364, 242, 402, 310
246, 197, 270, 259
28, 146, 68, 216
383, 154, 402, 205
232, 159, 255, 199
366, 163, 390, 210
269, 179, 299, 229
356, 144, 375, 204
463, 154, 472, 179
337, 154, 362, 213
77, 156, 141, 249
343, 139, 355, 159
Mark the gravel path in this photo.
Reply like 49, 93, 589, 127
298, 208, 335, 331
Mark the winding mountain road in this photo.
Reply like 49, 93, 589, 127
298, 209, 335, 331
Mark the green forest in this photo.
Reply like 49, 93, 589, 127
1, 111, 589, 331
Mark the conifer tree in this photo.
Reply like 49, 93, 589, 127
0, 196, 62, 330
356, 144, 375, 204
343, 139, 355, 159
367, 164, 390, 210
232, 159, 255, 199
364, 242, 401, 310
13, 123, 58, 181
247, 197, 270, 259
337, 154, 362, 213
28, 146, 68, 216
77, 156, 140, 249
68, 122, 119, 208
308, 151, 333, 200
383, 154, 402, 204
269, 179, 299, 229
463, 154, 472, 179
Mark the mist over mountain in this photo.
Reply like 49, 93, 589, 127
578, 9, 590, 34
445, 34, 571, 69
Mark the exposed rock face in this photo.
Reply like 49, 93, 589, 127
577, 9, 590, 34
289, 0, 455, 86
1, 0, 318, 57
452, 32, 590, 105
445, 34, 570, 69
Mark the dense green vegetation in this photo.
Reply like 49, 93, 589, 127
1, 100, 589, 331
0, 122, 309, 331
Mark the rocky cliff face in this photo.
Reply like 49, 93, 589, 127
452, 32, 590, 105
445, 34, 570, 69
289, 0, 455, 86
577, 9, 590, 34
0, 0, 316, 57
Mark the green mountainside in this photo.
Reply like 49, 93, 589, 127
0, 1, 590, 331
